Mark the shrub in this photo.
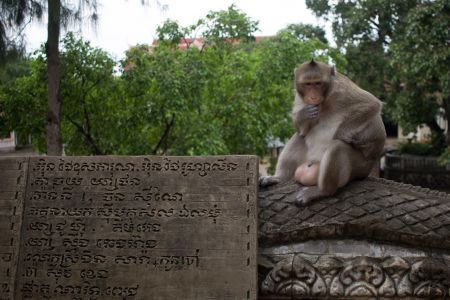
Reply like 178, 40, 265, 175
397, 142, 434, 156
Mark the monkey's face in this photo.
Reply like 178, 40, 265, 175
298, 81, 326, 105
295, 60, 335, 105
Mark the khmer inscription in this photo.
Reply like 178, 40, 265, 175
0, 156, 257, 300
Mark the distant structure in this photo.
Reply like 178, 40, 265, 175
149, 36, 272, 51
0, 132, 16, 152
151, 37, 206, 50
0, 132, 36, 156
123, 36, 272, 73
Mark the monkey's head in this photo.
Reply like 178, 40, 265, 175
295, 60, 335, 105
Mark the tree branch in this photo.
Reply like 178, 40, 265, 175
152, 113, 175, 154
66, 114, 104, 155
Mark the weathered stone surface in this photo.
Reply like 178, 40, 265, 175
0, 156, 258, 300
259, 178, 450, 249
0, 158, 27, 300
260, 253, 450, 299
258, 178, 450, 299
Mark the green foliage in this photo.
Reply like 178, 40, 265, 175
118, 6, 344, 156
58, 33, 118, 155
306, 0, 420, 99
397, 141, 442, 157
344, 42, 390, 101
397, 142, 434, 156
156, 19, 186, 48
202, 4, 259, 44
307, 0, 397, 106
388, 0, 450, 136
0, 6, 345, 157
438, 147, 450, 165
398, 132, 446, 157
0, 33, 118, 154
278, 23, 328, 44
391, 0, 450, 97
0, 54, 47, 149
307, 0, 450, 147
430, 130, 448, 155
0, 56, 30, 84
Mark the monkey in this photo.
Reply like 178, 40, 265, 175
260, 60, 386, 205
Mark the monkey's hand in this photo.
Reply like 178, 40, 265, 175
295, 186, 328, 206
306, 104, 319, 118
259, 176, 281, 187
294, 104, 319, 136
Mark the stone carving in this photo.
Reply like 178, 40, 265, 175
260, 255, 450, 298
258, 178, 450, 299
258, 178, 450, 249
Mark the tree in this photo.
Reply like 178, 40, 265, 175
0, 0, 99, 155
0, 33, 118, 155
306, 0, 450, 152
0, 57, 30, 85
0, 0, 43, 63
58, 33, 118, 155
1, 6, 345, 158
278, 23, 328, 44
201, 4, 259, 45
123, 6, 262, 155
388, 0, 450, 144
46, 0, 98, 155
305, 0, 420, 99
0, 53, 47, 149
46, 0, 63, 155
145, 9, 345, 156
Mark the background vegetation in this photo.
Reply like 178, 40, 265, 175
0, 5, 343, 156
0, 1, 449, 162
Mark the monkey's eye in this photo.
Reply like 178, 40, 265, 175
306, 82, 322, 88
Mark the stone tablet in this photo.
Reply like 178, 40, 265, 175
0, 156, 258, 300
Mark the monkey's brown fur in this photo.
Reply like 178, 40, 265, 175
260, 61, 386, 205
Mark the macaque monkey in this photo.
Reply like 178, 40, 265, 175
260, 60, 386, 205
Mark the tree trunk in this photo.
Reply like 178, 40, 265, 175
46, 0, 63, 155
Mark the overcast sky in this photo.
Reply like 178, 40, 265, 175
24, 0, 330, 60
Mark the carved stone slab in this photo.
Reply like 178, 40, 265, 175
0, 156, 258, 300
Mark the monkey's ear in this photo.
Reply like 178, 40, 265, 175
330, 65, 336, 76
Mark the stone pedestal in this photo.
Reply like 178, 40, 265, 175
258, 178, 450, 299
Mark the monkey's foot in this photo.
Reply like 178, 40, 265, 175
259, 176, 281, 187
295, 186, 328, 206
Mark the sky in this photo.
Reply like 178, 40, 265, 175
24, 0, 330, 60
